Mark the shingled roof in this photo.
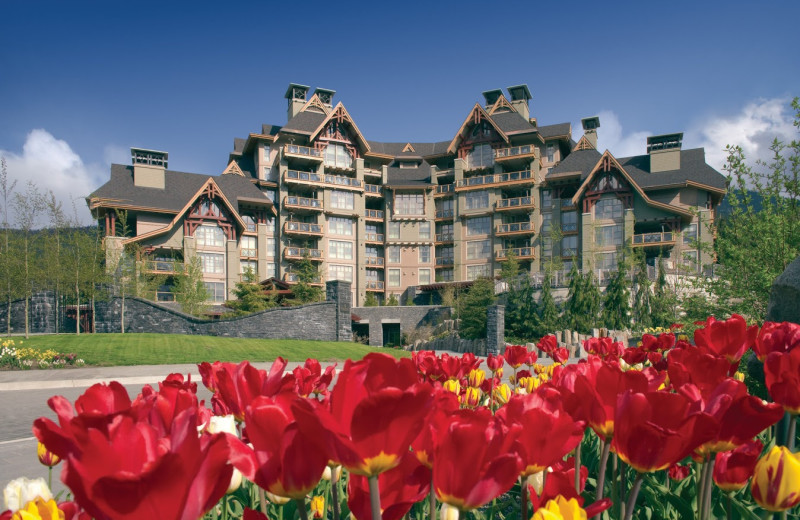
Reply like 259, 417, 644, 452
281, 111, 327, 134
489, 112, 537, 134
547, 149, 602, 180
618, 148, 728, 191
538, 122, 572, 139
367, 141, 450, 158
385, 162, 433, 187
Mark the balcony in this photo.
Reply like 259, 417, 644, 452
142, 259, 183, 274
496, 195, 535, 211
560, 198, 576, 209
494, 145, 536, 162
435, 209, 454, 219
496, 247, 535, 261
364, 167, 382, 177
284, 195, 323, 212
324, 174, 363, 191
283, 272, 323, 285
435, 232, 454, 243
364, 184, 383, 196
365, 232, 384, 243
632, 231, 676, 248
284, 247, 323, 261
496, 222, 535, 236
240, 248, 257, 258
455, 170, 533, 191
365, 209, 384, 221
435, 257, 455, 267
365, 280, 385, 291
283, 144, 324, 163
285, 170, 322, 187
561, 222, 578, 234
283, 221, 324, 236
364, 257, 385, 267
434, 184, 455, 196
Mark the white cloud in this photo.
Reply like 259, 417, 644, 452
0, 130, 106, 227
685, 97, 796, 171
573, 110, 651, 158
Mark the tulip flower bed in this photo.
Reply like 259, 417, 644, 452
2, 315, 800, 520
0, 339, 84, 369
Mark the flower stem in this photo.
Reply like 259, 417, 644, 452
520, 477, 528, 520
48, 466, 52, 491
369, 475, 382, 520
430, 475, 436, 520
260, 488, 267, 516
488, 498, 496, 520
702, 458, 715, 520
788, 414, 796, 451
696, 460, 707, 520
222, 497, 229, 520
574, 442, 582, 492
623, 473, 644, 520
595, 439, 611, 505
331, 468, 341, 520
726, 492, 732, 520
296, 498, 309, 520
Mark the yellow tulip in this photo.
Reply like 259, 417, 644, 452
467, 369, 485, 388
493, 383, 512, 405
310, 495, 325, 519
36, 443, 60, 468
443, 379, 461, 396
750, 445, 800, 512
461, 387, 481, 408
532, 496, 587, 520
11, 497, 61, 520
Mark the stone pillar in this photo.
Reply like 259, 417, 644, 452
486, 304, 505, 355
767, 256, 800, 323
30, 291, 55, 334
326, 280, 352, 341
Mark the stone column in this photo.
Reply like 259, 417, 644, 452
767, 256, 800, 322
326, 280, 352, 341
486, 304, 505, 355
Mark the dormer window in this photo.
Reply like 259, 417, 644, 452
468, 143, 494, 170
324, 143, 353, 169
471, 122, 491, 138
399, 161, 417, 169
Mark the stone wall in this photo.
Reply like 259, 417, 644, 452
351, 306, 451, 347
767, 256, 800, 323
0, 292, 56, 335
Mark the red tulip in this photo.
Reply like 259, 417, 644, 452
694, 314, 758, 363
641, 332, 676, 352
200, 359, 292, 421
504, 345, 529, 369
293, 359, 336, 399
764, 347, 800, 414
412, 350, 444, 382
228, 393, 328, 499
486, 353, 505, 373
537, 335, 557, 355
667, 345, 731, 396
433, 408, 522, 510
552, 347, 569, 364
527, 458, 611, 516
347, 452, 431, 520
459, 352, 483, 374
668, 464, 691, 481
755, 321, 800, 361
497, 390, 585, 476
411, 390, 460, 468
612, 389, 716, 472
34, 385, 232, 520
714, 440, 763, 491
621, 346, 647, 366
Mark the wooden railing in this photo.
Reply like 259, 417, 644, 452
494, 145, 535, 159
365, 209, 384, 219
284, 144, 323, 159
284, 221, 323, 234
365, 232, 384, 242
496, 196, 534, 209
497, 247, 534, 259
632, 231, 675, 246
456, 170, 532, 188
496, 222, 534, 234
284, 195, 322, 210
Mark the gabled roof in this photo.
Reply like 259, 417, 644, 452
573, 135, 596, 151
308, 103, 371, 153
538, 122, 572, 139
489, 111, 539, 135
385, 162, 433, 187
223, 160, 245, 176
447, 103, 509, 154
261, 124, 282, 136
618, 148, 727, 193
281, 111, 327, 135
547, 148, 602, 180
487, 95, 515, 115
366, 141, 450, 158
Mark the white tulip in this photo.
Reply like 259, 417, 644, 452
3, 477, 52, 512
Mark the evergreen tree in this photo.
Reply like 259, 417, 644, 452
563, 262, 583, 331
505, 275, 539, 342
564, 263, 601, 334
651, 256, 677, 327
538, 271, 561, 335
172, 256, 209, 316
631, 253, 653, 329
290, 253, 323, 304
385, 293, 399, 306
226, 268, 277, 314
458, 277, 496, 340
601, 258, 631, 330
363, 291, 379, 307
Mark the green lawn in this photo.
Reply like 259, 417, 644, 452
18, 333, 409, 366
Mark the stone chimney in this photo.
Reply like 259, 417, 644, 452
313, 87, 336, 107
507, 84, 532, 120
131, 148, 167, 189
482, 89, 503, 109
647, 133, 683, 172
581, 117, 600, 149
285, 83, 310, 121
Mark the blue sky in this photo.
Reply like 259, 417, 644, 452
1, 0, 798, 224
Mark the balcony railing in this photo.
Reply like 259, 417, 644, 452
364, 167, 382, 176
366, 280, 385, 290
365, 257, 385, 266
455, 170, 532, 189
284, 144, 323, 159
324, 174, 362, 189
284, 272, 322, 284
284, 247, 323, 260
365, 209, 384, 220
496, 196, 534, 210
365, 232, 384, 242
240, 248, 257, 258
435, 209, 454, 219
632, 231, 675, 246
142, 260, 183, 273
284, 195, 323, 211
497, 247, 534, 260
435, 232, 454, 242
496, 222, 534, 234
494, 145, 535, 159
364, 184, 383, 195
562, 223, 578, 233
436, 257, 455, 266
284, 221, 323, 235
560, 198, 576, 209
285, 170, 322, 183
435, 184, 455, 194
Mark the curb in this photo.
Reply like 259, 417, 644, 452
0, 374, 201, 392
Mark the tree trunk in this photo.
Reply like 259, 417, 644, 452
5, 296, 10, 336
75, 280, 80, 335
120, 293, 125, 334
24, 295, 29, 339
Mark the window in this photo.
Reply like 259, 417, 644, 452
265, 262, 276, 278
467, 264, 491, 280
419, 268, 431, 285
546, 144, 555, 163
388, 246, 400, 263
465, 190, 489, 210
328, 240, 353, 260
324, 144, 353, 169
561, 211, 577, 232
329, 217, 353, 236
419, 245, 431, 263
388, 268, 401, 287
264, 191, 276, 202
595, 198, 623, 220
388, 222, 400, 239
265, 237, 275, 257
196, 225, 225, 247
242, 215, 257, 233
329, 264, 354, 282
330, 190, 354, 210
262, 143, 271, 163
595, 224, 623, 247
683, 250, 698, 269
435, 198, 454, 218
437, 246, 454, 263
395, 193, 425, 215
683, 224, 698, 246
467, 240, 491, 260
399, 161, 417, 169
419, 221, 431, 239
437, 269, 454, 282
541, 213, 553, 234
198, 253, 225, 274
595, 251, 617, 271
468, 144, 494, 169
561, 236, 578, 257
542, 236, 553, 258
240, 236, 257, 257
264, 217, 275, 233
541, 189, 552, 209
240, 260, 257, 275
204, 282, 225, 303
466, 216, 491, 236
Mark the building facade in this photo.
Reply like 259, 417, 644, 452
88, 83, 726, 306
